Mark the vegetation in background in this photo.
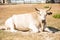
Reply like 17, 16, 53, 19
44, 6, 49, 8
53, 14, 60, 19
0, 30, 3, 33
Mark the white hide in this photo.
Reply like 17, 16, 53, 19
5, 13, 40, 33
5, 8, 52, 33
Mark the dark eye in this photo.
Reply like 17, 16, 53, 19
47, 12, 52, 15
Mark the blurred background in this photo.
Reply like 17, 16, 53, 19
0, 0, 60, 4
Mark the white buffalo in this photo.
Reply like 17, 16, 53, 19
5, 8, 52, 33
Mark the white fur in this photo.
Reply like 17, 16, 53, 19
5, 14, 40, 33
5, 8, 51, 33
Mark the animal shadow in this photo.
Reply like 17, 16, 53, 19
47, 26, 60, 33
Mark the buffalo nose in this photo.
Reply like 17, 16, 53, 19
42, 20, 45, 23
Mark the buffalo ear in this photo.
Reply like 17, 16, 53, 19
47, 12, 52, 15
35, 8, 39, 11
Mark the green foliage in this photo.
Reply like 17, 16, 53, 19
0, 3, 4, 5
0, 30, 3, 32
53, 14, 60, 19
44, 6, 49, 8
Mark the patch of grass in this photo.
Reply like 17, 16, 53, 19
0, 3, 4, 5
44, 6, 49, 8
53, 14, 60, 19
0, 30, 3, 33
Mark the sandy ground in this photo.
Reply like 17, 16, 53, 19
0, 4, 60, 40
0, 30, 60, 40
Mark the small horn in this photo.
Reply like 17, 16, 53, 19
47, 7, 51, 11
35, 8, 39, 11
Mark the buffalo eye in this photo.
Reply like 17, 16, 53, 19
47, 12, 52, 15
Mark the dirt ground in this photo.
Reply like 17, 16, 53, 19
0, 4, 60, 40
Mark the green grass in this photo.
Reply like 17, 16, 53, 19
44, 6, 49, 8
53, 14, 60, 19
0, 30, 4, 33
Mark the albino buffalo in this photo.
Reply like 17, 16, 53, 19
5, 8, 52, 33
